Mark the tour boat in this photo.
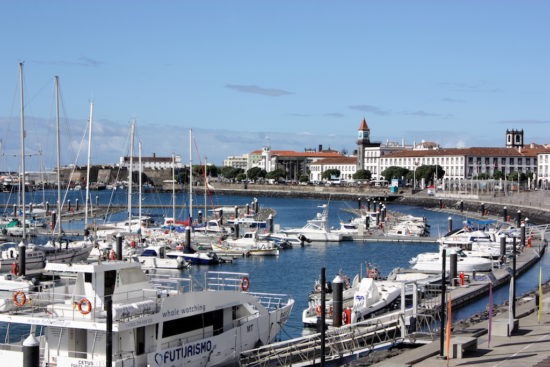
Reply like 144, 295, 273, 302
0, 261, 294, 366
137, 245, 189, 269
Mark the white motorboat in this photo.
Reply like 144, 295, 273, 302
0, 240, 93, 273
138, 245, 189, 269
302, 276, 401, 327
410, 248, 493, 272
0, 261, 294, 367
225, 231, 280, 256
281, 204, 343, 242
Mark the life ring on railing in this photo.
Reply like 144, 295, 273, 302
342, 310, 348, 324
130, 241, 136, 248
13, 291, 26, 306
78, 298, 92, 315
240, 276, 250, 291
315, 304, 322, 316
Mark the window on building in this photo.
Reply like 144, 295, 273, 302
509, 157, 515, 165
518, 158, 523, 165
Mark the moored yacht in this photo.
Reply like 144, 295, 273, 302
0, 261, 294, 366
281, 204, 342, 242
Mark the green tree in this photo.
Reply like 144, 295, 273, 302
247, 167, 267, 181
299, 174, 310, 183
321, 169, 341, 180
220, 167, 244, 179
353, 169, 372, 180
266, 168, 286, 180
414, 165, 445, 183
475, 173, 490, 180
236, 173, 246, 181
492, 170, 504, 180
507, 171, 527, 182
381, 166, 410, 180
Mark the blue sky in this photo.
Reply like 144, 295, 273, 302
1, 1, 549, 170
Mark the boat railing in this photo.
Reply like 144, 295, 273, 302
248, 292, 291, 311
0, 286, 162, 322
205, 271, 250, 291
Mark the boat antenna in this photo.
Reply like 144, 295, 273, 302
18, 62, 27, 276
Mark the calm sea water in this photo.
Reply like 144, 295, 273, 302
1, 190, 548, 341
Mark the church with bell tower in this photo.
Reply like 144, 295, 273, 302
356, 118, 381, 171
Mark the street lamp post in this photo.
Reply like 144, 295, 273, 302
413, 162, 419, 192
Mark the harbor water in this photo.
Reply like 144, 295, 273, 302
0, 190, 548, 341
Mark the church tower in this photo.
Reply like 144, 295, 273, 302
506, 129, 524, 148
357, 118, 370, 170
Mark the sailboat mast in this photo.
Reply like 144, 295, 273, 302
19, 63, 27, 243
189, 129, 193, 224
84, 102, 94, 227
204, 157, 207, 220
172, 153, 176, 223
54, 76, 62, 238
138, 141, 142, 227
128, 120, 135, 231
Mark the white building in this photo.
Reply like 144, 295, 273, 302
356, 119, 412, 180
223, 154, 249, 170
119, 154, 183, 169
380, 147, 542, 182
538, 151, 550, 188
309, 157, 358, 182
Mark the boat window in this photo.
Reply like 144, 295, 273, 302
162, 309, 224, 338
104, 270, 116, 296
135, 326, 145, 355
85, 273, 92, 283
119, 268, 148, 285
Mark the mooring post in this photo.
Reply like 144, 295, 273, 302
197, 210, 202, 224
75, 198, 79, 212
447, 217, 453, 233
439, 248, 447, 357
22, 334, 40, 367
449, 253, 457, 286
116, 234, 123, 260
185, 228, 191, 252
106, 295, 113, 367
480, 202, 485, 216
320, 267, 326, 366
516, 210, 521, 228
512, 237, 517, 318
332, 275, 343, 328
268, 214, 273, 233
500, 236, 506, 263
357, 197, 362, 210
503, 206, 507, 222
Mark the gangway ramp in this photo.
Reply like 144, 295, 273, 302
240, 308, 415, 367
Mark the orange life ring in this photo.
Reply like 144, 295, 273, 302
78, 298, 92, 315
342, 310, 348, 324
240, 276, 250, 291
13, 291, 26, 306
315, 304, 322, 316
109, 250, 117, 261
329, 305, 333, 317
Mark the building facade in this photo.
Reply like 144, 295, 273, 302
223, 155, 249, 170
309, 157, 358, 182
119, 154, 182, 169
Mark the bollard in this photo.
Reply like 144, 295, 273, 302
51, 211, 57, 230
358, 197, 362, 210
106, 295, 113, 367
375, 212, 380, 227
197, 210, 202, 224
95, 195, 99, 206
234, 206, 239, 221
22, 334, 40, 367
218, 209, 223, 225
500, 236, 506, 261
521, 224, 526, 248
516, 210, 521, 228
84, 229, 90, 237
512, 237, 517, 318
116, 235, 123, 260
185, 228, 191, 252
268, 214, 273, 233
365, 215, 370, 229
332, 275, 344, 327
460, 201, 464, 212
29, 203, 33, 213
67, 200, 71, 212
234, 223, 240, 239
13, 204, 17, 217
447, 217, 453, 233
439, 199, 443, 209
246, 203, 250, 215
480, 203, 485, 216
367, 199, 371, 212
503, 206, 508, 222
75, 199, 79, 211
449, 253, 457, 285
46, 201, 50, 213
18, 241, 26, 276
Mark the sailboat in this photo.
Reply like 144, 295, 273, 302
0, 67, 91, 274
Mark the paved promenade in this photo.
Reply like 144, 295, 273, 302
370, 295, 550, 367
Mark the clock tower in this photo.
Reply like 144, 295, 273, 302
357, 118, 370, 170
